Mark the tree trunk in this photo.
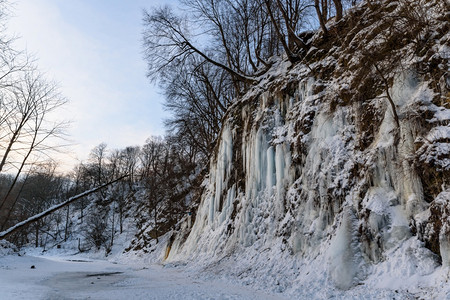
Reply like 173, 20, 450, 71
0, 175, 128, 240
154, 203, 158, 243
35, 224, 39, 248
315, 0, 328, 35
119, 204, 123, 234
264, 0, 299, 63
110, 205, 115, 249
64, 205, 70, 242
333, 0, 343, 21
374, 63, 400, 128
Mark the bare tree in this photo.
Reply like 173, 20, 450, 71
314, 0, 329, 35
333, 0, 343, 21
263, 0, 308, 63
120, 146, 140, 185
313, 0, 345, 34
163, 57, 230, 160
142, 6, 256, 87
88, 143, 108, 187
0, 175, 128, 242
0, 71, 67, 228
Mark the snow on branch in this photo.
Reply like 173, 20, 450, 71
0, 174, 129, 240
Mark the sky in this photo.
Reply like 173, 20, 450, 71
7, 0, 174, 172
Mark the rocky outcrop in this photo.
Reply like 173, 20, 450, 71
163, 0, 449, 294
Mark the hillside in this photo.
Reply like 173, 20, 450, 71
150, 0, 450, 298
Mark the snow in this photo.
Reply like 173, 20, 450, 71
0, 240, 20, 257
160, 12, 449, 294
417, 125, 450, 170
160, 52, 449, 299
434, 189, 450, 268
211, 125, 234, 225
0, 253, 286, 300
148, 1, 450, 298
424, 103, 450, 123
327, 207, 364, 290
363, 187, 397, 215
5, 1, 449, 298
0, 178, 125, 240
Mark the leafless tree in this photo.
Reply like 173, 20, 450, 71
313, 0, 344, 35
142, 6, 256, 88
262, 0, 312, 63
0, 71, 67, 227
120, 146, 140, 185
162, 57, 230, 160
88, 143, 108, 187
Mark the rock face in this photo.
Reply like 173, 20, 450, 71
164, 0, 449, 294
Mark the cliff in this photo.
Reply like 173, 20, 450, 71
159, 0, 449, 297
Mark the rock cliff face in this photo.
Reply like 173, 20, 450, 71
164, 0, 449, 295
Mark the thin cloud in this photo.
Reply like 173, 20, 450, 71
8, 0, 167, 171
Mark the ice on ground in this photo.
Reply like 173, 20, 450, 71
0, 253, 287, 300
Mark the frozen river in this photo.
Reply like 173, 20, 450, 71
0, 254, 286, 300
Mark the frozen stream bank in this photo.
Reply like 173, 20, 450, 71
0, 254, 286, 300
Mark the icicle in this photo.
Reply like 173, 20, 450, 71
266, 146, 275, 194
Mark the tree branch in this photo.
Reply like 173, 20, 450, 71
0, 175, 129, 240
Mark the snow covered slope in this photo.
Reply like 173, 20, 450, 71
160, 0, 449, 297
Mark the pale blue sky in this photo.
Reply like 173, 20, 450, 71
8, 0, 174, 171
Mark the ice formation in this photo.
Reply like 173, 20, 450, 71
160, 0, 449, 297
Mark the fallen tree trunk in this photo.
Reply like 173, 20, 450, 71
0, 175, 128, 240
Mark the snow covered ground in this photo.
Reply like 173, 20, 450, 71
0, 253, 287, 300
